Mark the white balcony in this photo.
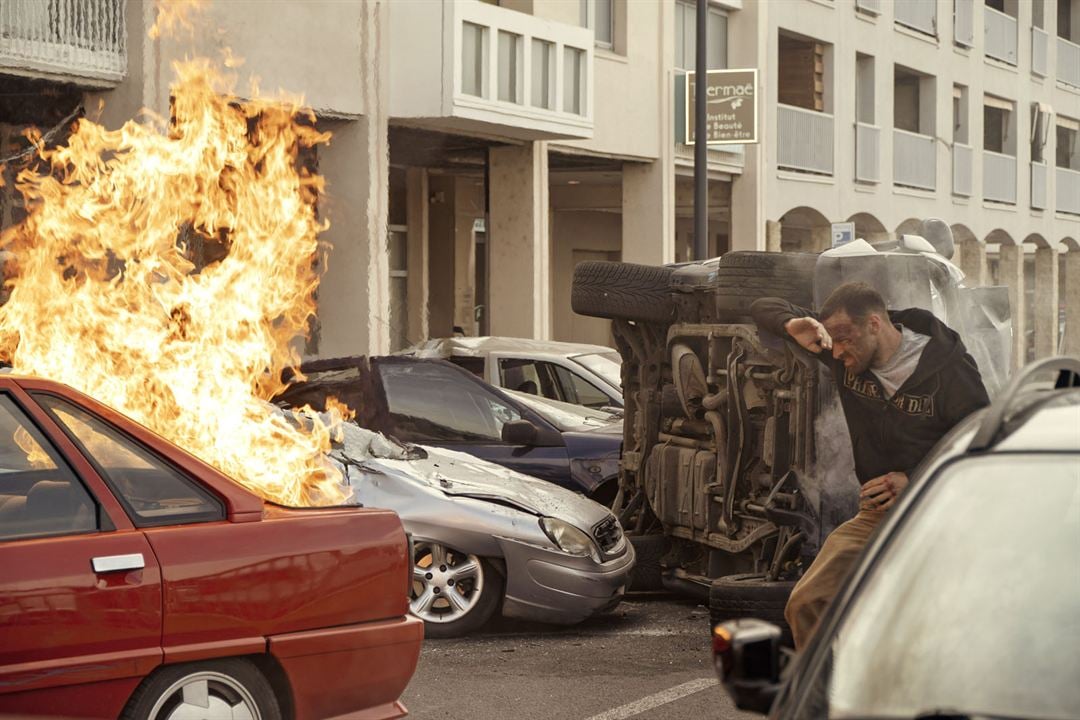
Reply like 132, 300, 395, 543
855, 0, 881, 15
953, 142, 973, 196
954, 0, 975, 47
1031, 162, 1047, 210
0, 0, 126, 85
894, 129, 936, 190
389, 1, 593, 140
895, 0, 937, 37
855, 122, 880, 183
1060, 37, 1080, 89
1032, 27, 1048, 76
778, 104, 834, 176
984, 7, 1017, 65
1059, 167, 1080, 215
983, 151, 1017, 204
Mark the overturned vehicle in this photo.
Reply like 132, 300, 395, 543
570, 222, 1011, 632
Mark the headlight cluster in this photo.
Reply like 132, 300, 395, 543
539, 517, 600, 563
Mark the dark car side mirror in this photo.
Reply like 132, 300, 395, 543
713, 619, 784, 715
501, 420, 539, 446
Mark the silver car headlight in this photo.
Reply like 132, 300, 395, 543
539, 517, 600, 562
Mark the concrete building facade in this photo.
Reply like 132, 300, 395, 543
1, 0, 1078, 366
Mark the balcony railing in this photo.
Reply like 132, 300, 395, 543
1032, 27, 1048, 76
983, 151, 1017, 204
0, 0, 126, 85
1059, 167, 1080, 215
894, 129, 936, 190
954, 0, 974, 47
855, 0, 881, 15
1031, 162, 1047, 210
855, 122, 880, 183
778, 104, 834, 176
984, 7, 1017, 65
1060, 37, 1080, 88
895, 0, 937, 37
953, 142, 972, 196
389, 1, 593, 140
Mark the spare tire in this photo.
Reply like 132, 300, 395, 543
572, 261, 675, 324
709, 573, 794, 631
711, 252, 817, 322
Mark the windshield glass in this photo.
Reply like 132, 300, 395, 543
571, 352, 622, 391
799, 454, 1080, 720
506, 389, 619, 431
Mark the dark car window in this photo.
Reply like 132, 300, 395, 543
551, 365, 611, 409
448, 356, 486, 378
36, 395, 223, 527
498, 358, 561, 400
380, 362, 521, 443
0, 394, 97, 541
795, 454, 1080, 720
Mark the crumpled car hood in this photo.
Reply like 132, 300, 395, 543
369, 445, 610, 527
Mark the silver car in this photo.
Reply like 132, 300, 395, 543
400, 336, 624, 410
328, 421, 635, 638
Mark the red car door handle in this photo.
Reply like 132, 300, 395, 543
91, 553, 146, 573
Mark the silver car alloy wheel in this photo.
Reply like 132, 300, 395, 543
147, 670, 261, 720
411, 541, 484, 624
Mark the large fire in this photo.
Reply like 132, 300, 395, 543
0, 36, 349, 505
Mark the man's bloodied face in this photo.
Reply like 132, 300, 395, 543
823, 310, 882, 374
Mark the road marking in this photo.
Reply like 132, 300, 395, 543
583, 678, 719, 720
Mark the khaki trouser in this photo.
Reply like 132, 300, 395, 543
785, 509, 885, 649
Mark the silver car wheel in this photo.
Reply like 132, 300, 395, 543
411, 541, 484, 624
147, 671, 261, 720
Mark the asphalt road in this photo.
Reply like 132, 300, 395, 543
401, 593, 758, 720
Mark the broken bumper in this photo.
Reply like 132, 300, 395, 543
496, 537, 635, 625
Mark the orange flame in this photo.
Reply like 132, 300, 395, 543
0, 54, 349, 506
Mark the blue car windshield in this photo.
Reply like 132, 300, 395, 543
795, 454, 1080, 720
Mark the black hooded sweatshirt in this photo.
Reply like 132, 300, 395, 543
750, 298, 990, 484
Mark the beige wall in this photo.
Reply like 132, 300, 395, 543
551, 209, 620, 346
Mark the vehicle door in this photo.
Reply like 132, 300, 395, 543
492, 355, 617, 409
373, 358, 574, 487
0, 384, 162, 709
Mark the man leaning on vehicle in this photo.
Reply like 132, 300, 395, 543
750, 282, 990, 649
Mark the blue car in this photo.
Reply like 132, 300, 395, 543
274, 356, 624, 505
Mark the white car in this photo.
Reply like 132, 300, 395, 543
399, 336, 623, 410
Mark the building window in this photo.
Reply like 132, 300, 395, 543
581, 0, 614, 49
893, 65, 935, 136
953, 84, 969, 144
983, 96, 1014, 155
563, 46, 585, 115
497, 31, 523, 103
388, 226, 409, 352
779, 33, 827, 112
1031, 103, 1051, 163
674, 1, 727, 71
462, 22, 486, 97
531, 39, 555, 109
855, 53, 875, 124
1058, 119, 1080, 169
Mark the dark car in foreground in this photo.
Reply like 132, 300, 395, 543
712, 356, 1080, 719
0, 376, 422, 720
275, 355, 624, 504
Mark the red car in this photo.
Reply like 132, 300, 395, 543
0, 376, 423, 719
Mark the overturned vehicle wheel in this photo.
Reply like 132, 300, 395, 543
572, 261, 675, 324
709, 573, 794, 642
710, 252, 817, 322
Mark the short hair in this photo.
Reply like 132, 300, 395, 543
819, 282, 888, 323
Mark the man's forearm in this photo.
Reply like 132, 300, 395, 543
749, 297, 814, 338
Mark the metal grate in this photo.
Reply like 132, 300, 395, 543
0, 0, 126, 85
592, 515, 623, 554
